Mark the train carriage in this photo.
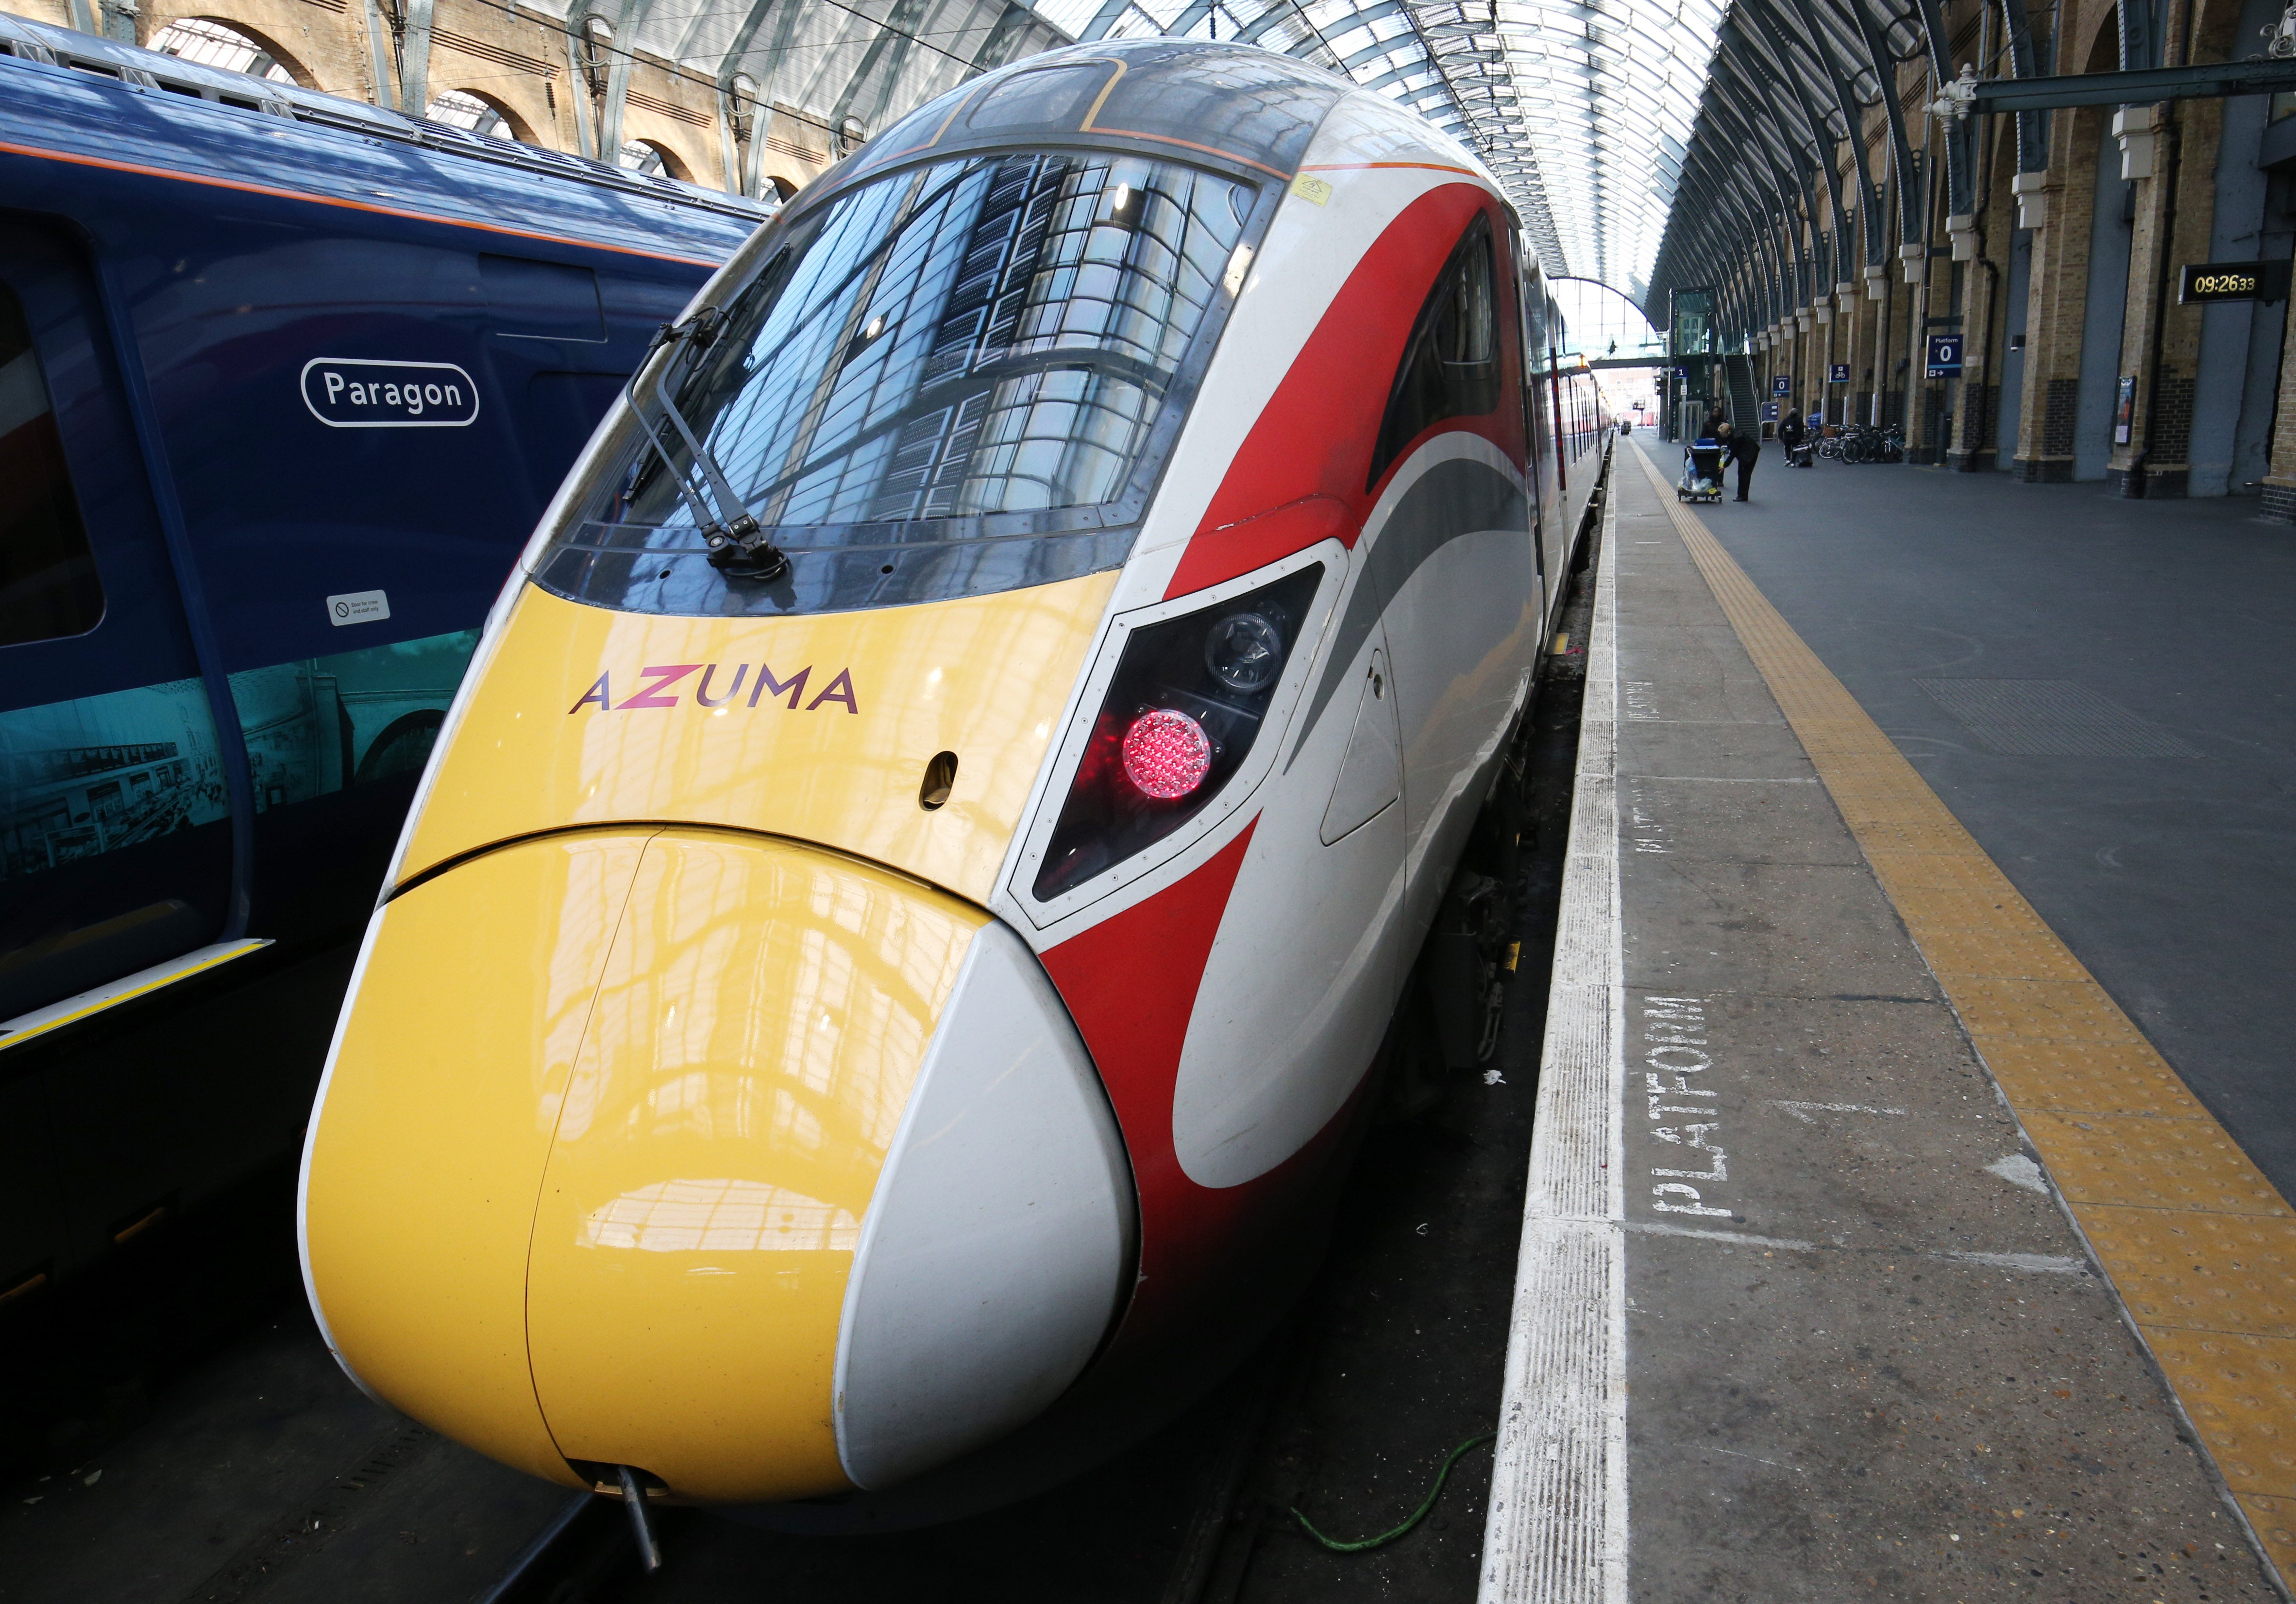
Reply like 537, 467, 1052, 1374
0, 15, 765, 1329
300, 38, 1609, 1521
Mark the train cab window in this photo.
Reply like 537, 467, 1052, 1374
0, 282, 103, 648
537, 149, 1256, 616
1367, 214, 1500, 488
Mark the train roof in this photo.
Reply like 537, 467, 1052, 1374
0, 14, 770, 265
792, 41, 1351, 220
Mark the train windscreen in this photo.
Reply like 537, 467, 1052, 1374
536, 150, 1255, 617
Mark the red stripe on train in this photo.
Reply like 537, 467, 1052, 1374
1165, 183, 1526, 599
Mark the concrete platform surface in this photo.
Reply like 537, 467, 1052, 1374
1687, 455, 2296, 1204
1478, 444, 2287, 1603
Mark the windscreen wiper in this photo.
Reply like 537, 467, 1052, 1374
625, 307, 790, 582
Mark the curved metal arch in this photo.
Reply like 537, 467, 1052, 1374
1739, 0, 1855, 286
1710, 34, 1827, 279
1695, 70, 1804, 323
1785, 0, 1889, 269
1996, 0, 2052, 174
1837, 0, 1926, 255
1898, 0, 1974, 217
1678, 140, 1781, 334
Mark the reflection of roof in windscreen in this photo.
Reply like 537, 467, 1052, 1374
796, 41, 1349, 216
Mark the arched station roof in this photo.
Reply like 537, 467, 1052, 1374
515, 0, 1728, 295
193, 0, 2045, 348
1043, 0, 1728, 300
755, 0, 2015, 341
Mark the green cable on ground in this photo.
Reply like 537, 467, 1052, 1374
1288, 1431, 1496, 1554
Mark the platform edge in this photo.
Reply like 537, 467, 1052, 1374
1479, 470, 1627, 1604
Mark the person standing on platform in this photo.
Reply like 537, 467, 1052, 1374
1723, 418, 1758, 500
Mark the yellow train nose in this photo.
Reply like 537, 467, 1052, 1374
301, 827, 1025, 1501
305, 823, 1136, 1502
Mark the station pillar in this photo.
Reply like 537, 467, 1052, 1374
2103, 97, 2222, 499
2010, 112, 2094, 481
1908, 253, 1943, 465
2259, 316, 2296, 520
1850, 270, 1880, 427
1948, 159, 2017, 473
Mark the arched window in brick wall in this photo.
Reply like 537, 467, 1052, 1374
149, 17, 301, 85
616, 139, 690, 181
428, 88, 529, 143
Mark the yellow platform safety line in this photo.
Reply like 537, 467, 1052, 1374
1624, 440, 2296, 1587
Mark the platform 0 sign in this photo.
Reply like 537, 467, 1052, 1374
1829, 362, 1851, 383
1925, 334, 1964, 378
2178, 260, 2292, 305
1772, 375, 1790, 396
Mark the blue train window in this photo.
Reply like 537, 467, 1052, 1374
1367, 213, 1500, 490
0, 281, 103, 648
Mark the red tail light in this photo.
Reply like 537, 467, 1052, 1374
1121, 710, 1213, 799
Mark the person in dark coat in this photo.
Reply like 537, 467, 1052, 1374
1702, 404, 1726, 439
1778, 408, 1805, 451
1721, 418, 1758, 500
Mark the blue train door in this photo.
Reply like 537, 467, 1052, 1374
0, 222, 237, 1278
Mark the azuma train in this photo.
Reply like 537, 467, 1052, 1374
0, 13, 766, 1334
296, 38, 1610, 1522
299, 38, 1610, 1523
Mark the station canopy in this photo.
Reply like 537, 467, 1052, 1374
1040, 0, 1727, 299
532, 0, 1953, 326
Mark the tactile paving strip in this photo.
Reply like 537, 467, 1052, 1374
1915, 676, 2204, 758
1627, 441, 2296, 1590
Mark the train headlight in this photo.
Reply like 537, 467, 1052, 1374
1032, 565, 1322, 901
1204, 612, 1283, 693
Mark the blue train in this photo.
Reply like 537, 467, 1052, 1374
0, 14, 767, 1311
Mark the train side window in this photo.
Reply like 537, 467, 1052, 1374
0, 281, 104, 647
1367, 213, 1501, 489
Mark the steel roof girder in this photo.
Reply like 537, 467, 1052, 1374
1741, 0, 1856, 284
595, 0, 659, 165
1688, 88, 1796, 319
1774, 0, 1884, 267
1837, 0, 1925, 251
1995, 0, 2053, 172
1896, 0, 1973, 219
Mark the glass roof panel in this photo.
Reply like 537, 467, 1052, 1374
563, 0, 1781, 304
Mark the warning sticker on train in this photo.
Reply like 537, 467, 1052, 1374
301, 359, 480, 428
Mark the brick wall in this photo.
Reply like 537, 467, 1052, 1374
2041, 376, 2079, 455
2151, 370, 2196, 470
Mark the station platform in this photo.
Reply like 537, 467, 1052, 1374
1481, 440, 2295, 1599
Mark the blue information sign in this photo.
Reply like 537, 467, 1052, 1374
1772, 375, 1790, 396
1673, 367, 1688, 380
1925, 333, 1964, 378
1828, 362, 1850, 383
1761, 401, 1780, 422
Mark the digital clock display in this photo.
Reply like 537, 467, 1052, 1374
2180, 260, 2291, 304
